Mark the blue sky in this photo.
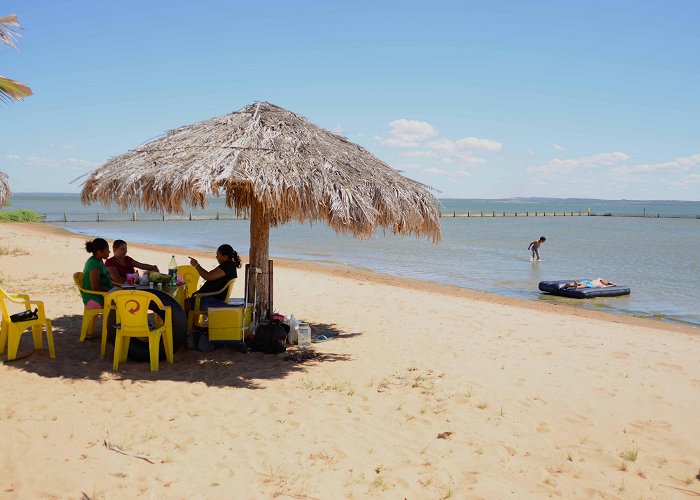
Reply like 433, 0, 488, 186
1, 0, 699, 200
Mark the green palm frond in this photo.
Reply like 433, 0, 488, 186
0, 76, 32, 103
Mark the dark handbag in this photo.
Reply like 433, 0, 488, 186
250, 320, 287, 354
10, 308, 39, 322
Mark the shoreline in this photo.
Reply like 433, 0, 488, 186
34, 222, 699, 336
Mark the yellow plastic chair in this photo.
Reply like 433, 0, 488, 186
176, 265, 199, 299
0, 286, 55, 361
110, 290, 173, 372
73, 272, 110, 343
187, 279, 235, 334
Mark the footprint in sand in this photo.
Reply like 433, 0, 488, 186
565, 414, 590, 425
536, 422, 550, 433
462, 471, 479, 484
613, 351, 630, 359
629, 419, 672, 431
655, 362, 684, 373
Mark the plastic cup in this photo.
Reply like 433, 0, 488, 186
126, 273, 135, 285
177, 274, 184, 285
149, 282, 154, 289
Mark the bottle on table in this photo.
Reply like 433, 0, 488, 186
168, 255, 178, 285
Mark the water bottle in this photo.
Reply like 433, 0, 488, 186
168, 255, 178, 285
297, 322, 311, 349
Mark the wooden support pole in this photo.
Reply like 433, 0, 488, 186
248, 197, 271, 320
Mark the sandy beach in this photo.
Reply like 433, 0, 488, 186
1, 222, 698, 499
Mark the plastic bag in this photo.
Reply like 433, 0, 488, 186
284, 314, 299, 345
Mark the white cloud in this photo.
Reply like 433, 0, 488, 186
456, 137, 502, 152
608, 153, 700, 179
453, 170, 471, 177
66, 158, 99, 169
428, 138, 455, 155
665, 173, 700, 190
553, 143, 566, 151
527, 149, 535, 155
25, 156, 63, 168
333, 124, 344, 134
401, 150, 437, 158
424, 167, 448, 175
389, 119, 438, 142
373, 135, 417, 148
528, 152, 629, 179
427, 138, 488, 164
48, 143, 76, 150
375, 119, 438, 147
3, 154, 98, 171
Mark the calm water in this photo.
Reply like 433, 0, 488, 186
4, 194, 700, 326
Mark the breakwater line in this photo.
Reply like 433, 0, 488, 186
36, 210, 700, 222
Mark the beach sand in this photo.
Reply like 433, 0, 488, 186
1, 222, 698, 499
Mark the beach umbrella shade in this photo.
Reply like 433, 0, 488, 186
80, 101, 442, 318
0, 170, 10, 206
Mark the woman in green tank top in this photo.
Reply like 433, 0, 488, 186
81, 238, 113, 308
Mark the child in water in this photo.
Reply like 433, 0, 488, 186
528, 236, 546, 261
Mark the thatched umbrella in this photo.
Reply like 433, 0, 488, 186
81, 101, 441, 317
0, 171, 10, 206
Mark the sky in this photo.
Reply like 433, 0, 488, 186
1, 0, 699, 200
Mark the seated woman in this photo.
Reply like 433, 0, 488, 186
81, 238, 114, 309
105, 239, 160, 285
185, 244, 241, 312
564, 277, 616, 289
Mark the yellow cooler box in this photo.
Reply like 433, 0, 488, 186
207, 305, 252, 342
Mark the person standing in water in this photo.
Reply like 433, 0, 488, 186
528, 236, 546, 261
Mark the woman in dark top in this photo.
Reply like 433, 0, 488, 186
185, 244, 241, 312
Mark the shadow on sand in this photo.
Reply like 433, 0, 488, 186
2, 314, 360, 390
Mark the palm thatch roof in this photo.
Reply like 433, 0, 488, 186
0, 170, 10, 206
81, 102, 441, 242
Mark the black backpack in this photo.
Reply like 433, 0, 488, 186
250, 320, 288, 354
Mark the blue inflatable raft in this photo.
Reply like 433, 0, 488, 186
538, 279, 631, 298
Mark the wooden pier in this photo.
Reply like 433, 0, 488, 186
438, 211, 698, 219
38, 210, 699, 223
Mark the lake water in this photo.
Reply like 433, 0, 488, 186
4, 193, 700, 327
